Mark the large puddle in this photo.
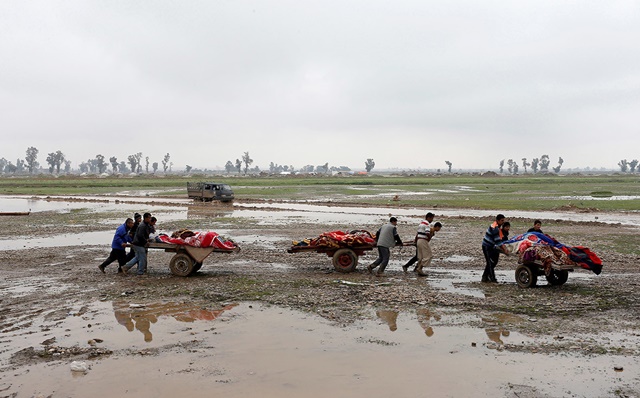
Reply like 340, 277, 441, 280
2, 301, 638, 397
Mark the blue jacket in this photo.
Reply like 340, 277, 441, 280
111, 223, 132, 250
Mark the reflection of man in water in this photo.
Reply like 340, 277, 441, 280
376, 310, 398, 331
485, 328, 510, 344
416, 309, 441, 337
133, 313, 157, 342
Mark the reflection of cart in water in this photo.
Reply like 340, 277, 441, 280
145, 241, 240, 277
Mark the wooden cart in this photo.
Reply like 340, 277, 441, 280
287, 244, 376, 273
146, 242, 240, 277
514, 261, 574, 288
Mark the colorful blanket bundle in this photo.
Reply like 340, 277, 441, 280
158, 231, 237, 250
293, 230, 375, 248
502, 232, 603, 275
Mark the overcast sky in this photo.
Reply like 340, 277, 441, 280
1, 1, 639, 171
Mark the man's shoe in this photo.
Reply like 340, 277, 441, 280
367, 265, 374, 274
375, 272, 384, 277
402, 265, 409, 273
117, 267, 123, 273
98, 265, 106, 274
481, 277, 490, 283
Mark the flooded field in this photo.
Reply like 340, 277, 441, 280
1, 193, 640, 397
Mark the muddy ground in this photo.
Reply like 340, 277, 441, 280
1, 197, 640, 397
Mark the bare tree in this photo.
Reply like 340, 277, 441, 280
521, 158, 530, 173
445, 161, 452, 173
145, 156, 149, 173
242, 151, 253, 175
365, 158, 375, 172
540, 155, 550, 171
552, 157, 564, 173
618, 159, 628, 172
152, 162, 158, 174
629, 159, 639, 173
499, 159, 505, 173
507, 159, 514, 174
162, 153, 171, 173
531, 158, 539, 173
127, 155, 138, 173
235, 159, 242, 174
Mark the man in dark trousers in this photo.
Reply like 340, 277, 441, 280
125, 213, 142, 263
482, 214, 506, 283
98, 218, 134, 273
124, 213, 154, 275
368, 217, 403, 276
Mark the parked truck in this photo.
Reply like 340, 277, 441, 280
187, 182, 235, 202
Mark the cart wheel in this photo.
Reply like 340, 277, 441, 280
515, 265, 537, 288
545, 270, 569, 286
169, 253, 194, 277
190, 262, 203, 275
332, 249, 358, 273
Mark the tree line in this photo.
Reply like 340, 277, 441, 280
0, 147, 174, 175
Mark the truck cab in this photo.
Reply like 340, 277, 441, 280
187, 182, 234, 202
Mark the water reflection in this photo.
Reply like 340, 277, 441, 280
112, 301, 237, 342
376, 308, 441, 337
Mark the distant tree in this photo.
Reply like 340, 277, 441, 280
513, 163, 519, 174
46, 152, 56, 173
242, 151, 253, 175
521, 158, 530, 173
25, 146, 39, 174
445, 161, 452, 173
152, 162, 158, 174
499, 159, 504, 173
365, 158, 375, 172
95, 154, 108, 174
225, 161, 235, 174
235, 159, 242, 174
127, 155, 137, 173
145, 156, 149, 173
618, 159, 628, 172
531, 158, 539, 173
5, 161, 17, 173
79, 161, 89, 173
507, 159, 514, 174
185, 165, 192, 173
162, 153, 171, 173
539, 155, 550, 171
0, 158, 7, 173
315, 163, 329, 174
169, 162, 173, 172
119, 161, 129, 174
64, 160, 71, 173
552, 157, 564, 173
16, 159, 25, 173
629, 159, 639, 173
301, 165, 314, 173
109, 156, 119, 174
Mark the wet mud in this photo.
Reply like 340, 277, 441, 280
1, 195, 640, 397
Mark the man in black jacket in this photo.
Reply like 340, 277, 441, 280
124, 213, 155, 275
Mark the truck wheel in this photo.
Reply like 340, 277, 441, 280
545, 270, 569, 286
332, 249, 358, 273
515, 265, 537, 288
169, 253, 194, 277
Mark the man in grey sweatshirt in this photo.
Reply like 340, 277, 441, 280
367, 217, 403, 276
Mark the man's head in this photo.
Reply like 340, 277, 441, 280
125, 218, 134, 229
150, 216, 157, 226
433, 222, 442, 232
134, 213, 142, 222
426, 212, 435, 222
502, 221, 511, 232
143, 212, 152, 222
496, 214, 505, 226
389, 217, 398, 225
533, 220, 542, 231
